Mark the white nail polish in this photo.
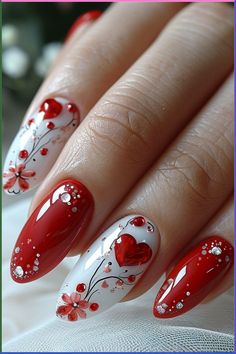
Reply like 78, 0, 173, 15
3, 97, 79, 195
56, 215, 160, 322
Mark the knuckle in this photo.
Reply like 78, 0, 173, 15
159, 132, 233, 208
86, 90, 158, 164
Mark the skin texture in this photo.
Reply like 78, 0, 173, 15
6, 3, 234, 313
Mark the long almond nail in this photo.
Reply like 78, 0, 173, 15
56, 215, 160, 322
3, 97, 80, 195
10, 179, 94, 283
153, 236, 233, 318
66, 10, 102, 40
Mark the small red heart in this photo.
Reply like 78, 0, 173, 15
114, 234, 152, 267
101, 280, 109, 288
39, 98, 63, 119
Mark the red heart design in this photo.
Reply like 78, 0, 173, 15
39, 99, 63, 119
114, 234, 152, 267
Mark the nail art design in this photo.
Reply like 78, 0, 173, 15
10, 179, 94, 283
3, 97, 80, 195
56, 215, 160, 322
66, 10, 102, 40
153, 236, 233, 318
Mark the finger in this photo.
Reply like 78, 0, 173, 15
54, 73, 233, 321
4, 2, 183, 195
32, 1, 233, 253
124, 73, 234, 300
153, 197, 234, 318
10, 3, 234, 283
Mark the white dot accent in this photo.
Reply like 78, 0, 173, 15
15, 247, 20, 254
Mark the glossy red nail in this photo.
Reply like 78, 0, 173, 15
66, 10, 102, 40
10, 179, 94, 283
153, 236, 233, 318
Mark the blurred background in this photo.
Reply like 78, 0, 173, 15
2, 2, 111, 206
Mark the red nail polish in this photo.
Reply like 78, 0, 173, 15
153, 236, 233, 318
10, 179, 94, 283
66, 10, 102, 40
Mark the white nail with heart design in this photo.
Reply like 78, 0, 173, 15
56, 215, 160, 322
3, 97, 79, 195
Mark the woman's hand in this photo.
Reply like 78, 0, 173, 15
5, 2, 233, 321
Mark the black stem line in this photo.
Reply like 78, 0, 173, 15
84, 259, 105, 299
85, 276, 132, 299
24, 139, 51, 165
24, 117, 75, 166
87, 289, 99, 302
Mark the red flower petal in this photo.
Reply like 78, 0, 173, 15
78, 300, 89, 309
56, 305, 72, 316
19, 178, 29, 191
70, 292, 81, 303
77, 308, 87, 319
9, 166, 16, 173
62, 293, 73, 304
68, 309, 78, 321
3, 171, 14, 178
3, 176, 17, 189
16, 164, 26, 173
21, 170, 36, 177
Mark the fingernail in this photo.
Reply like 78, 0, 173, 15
10, 179, 94, 283
3, 97, 80, 195
153, 236, 233, 318
66, 10, 102, 40
56, 215, 160, 322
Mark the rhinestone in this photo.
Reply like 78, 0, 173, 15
201, 250, 207, 255
33, 266, 39, 272
211, 246, 222, 256
176, 302, 183, 310
36, 253, 40, 257
15, 247, 20, 254
14, 266, 24, 277
71, 207, 78, 213
34, 259, 39, 266
225, 255, 230, 262
186, 291, 190, 296
60, 193, 71, 203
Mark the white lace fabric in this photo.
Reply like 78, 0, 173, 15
3, 198, 234, 352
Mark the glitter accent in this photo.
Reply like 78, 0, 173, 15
225, 255, 230, 262
34, 259, 39, 266
15, 247, 20, 254
156, 303, 168, 314
14, 266, 24, 277
60, 192, 71, 203
36, 253, 40, 257
201, 250, 207, 255
71, 207, 78, 213
211, 246, 222, 256
33, 266, 39, 272
176, 302, 183, 310
186, 291, 190, 296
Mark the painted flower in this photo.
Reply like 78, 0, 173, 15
56, 292, 90, 321
3, 163, 35, 191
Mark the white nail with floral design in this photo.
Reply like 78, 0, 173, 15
56, 215, 160, 322
3, 97, 79, 195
